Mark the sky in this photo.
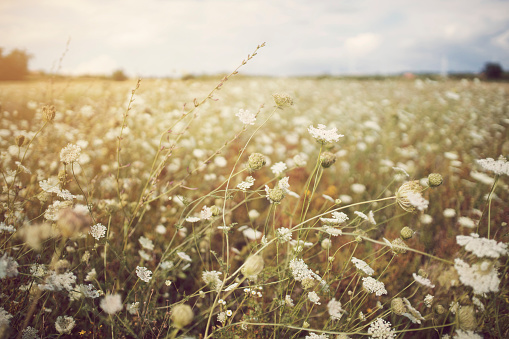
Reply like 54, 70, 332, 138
1, 0, 509, 77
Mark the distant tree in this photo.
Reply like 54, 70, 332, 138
482, 62, 503, 80
0, 48, 31, 80
111, 69, 128, 81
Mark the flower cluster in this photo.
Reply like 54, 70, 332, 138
476, 156, 509, 176
367, 318, 395, 339
362, 277, 387, 296
308, 124, 343, 145
235, 109, 256, 125
456, 233, 508, 258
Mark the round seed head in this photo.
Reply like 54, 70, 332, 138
400, 226, 414, 240
171, 304, 194, 329
320, 151, 337, 168
248, 153, 266, 172
428, 173, 443, 187
242, 255, 264, 279
391, 298, 406, 315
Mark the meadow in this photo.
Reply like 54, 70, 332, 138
0, 48, 508, 338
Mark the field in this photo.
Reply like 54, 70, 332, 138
0, 58, 508, 338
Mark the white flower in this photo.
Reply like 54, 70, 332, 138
368, 210, 377, 225
320, 211, 349, 225
39, 177, 61, 193
217, 311, 227, 324
89, 223, 107, 241
60, 143, 81, 164
443, 208, 456, 218
138, 236, 154, 251
456, 233, 508, 258
38, 271, 76, 291
200, 206, 213, 220
155, 225, 167, 234
308, 291, 321, 305
351, 183, 366, 194
305, 332, 329, 339
271, 162, 287, 176
202, 270, 222, 291
458, 216, 477, 228
100, 293, 123, 315
241, 227, 262, 240
22, 326, 40, 339
237, 176, 255, 191
278, 176, 290, 193
424, 294, 433, 308
55, 315, 75, 334
362, 277, 387, 296
354, 211, 369, 221
177, 252, 192, 262
136, 266, 153, 282
0, 222, 15, 233
277, 227, 292, 242
322, 226, 342, 237
236, 109, 256, 125
454, 330, 483, 339
454, 258, 501, 294
308, 124, 344, 145
476, 156, 509, 176
327, 298, 344, 320
185, 216, 201, 223
0, 253, 19, 279
351, 257, 374, 276
406, 191, 429, 211
367, 318, 395, 339
0, 307, 13, 327
412, 273, 435, 288
420, 214, 433, 224
127, 302, 140, 315
285, 295, 294, 307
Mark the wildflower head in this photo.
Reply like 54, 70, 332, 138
308, 124, 344, 145
60, 143, 81, 164
400, 226, 414, 240
247, 153, 266, 172
171, 304, 194, 329
55, 315, 75, 334
391, 298, 406, 315
320, 151, 336, 168
242, 255, 264, 280
458, 305, 477, 331
265, 185, 285, 204
434, 304, 446, 315
427, 173, 443, 187
391, 238, 408, 254
396, 180, 425, 212
272, 92, 293, 107
42, 105, 56, 122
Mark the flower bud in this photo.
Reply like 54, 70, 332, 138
171, 304, 194, 329
418, 269, 428, 278
248, 153, 266, 172
210, 205, 221, 217
391, 298, 406, 315
321, 238, 331, 250
241, 255, 264, 279
434, 304, 446, 315
15, 135, 26, 147
428, 173, 443, 188
400, 227, 414, 240
320, 151, 336, 168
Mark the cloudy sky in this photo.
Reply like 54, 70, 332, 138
1, 0, 508, 77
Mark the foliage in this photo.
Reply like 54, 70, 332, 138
0, 48, 31, 81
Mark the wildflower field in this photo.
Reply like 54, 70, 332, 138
1, 48, 508, 338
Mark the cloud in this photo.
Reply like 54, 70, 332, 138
67, 55, 119, 75
344, 33, 382, 57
